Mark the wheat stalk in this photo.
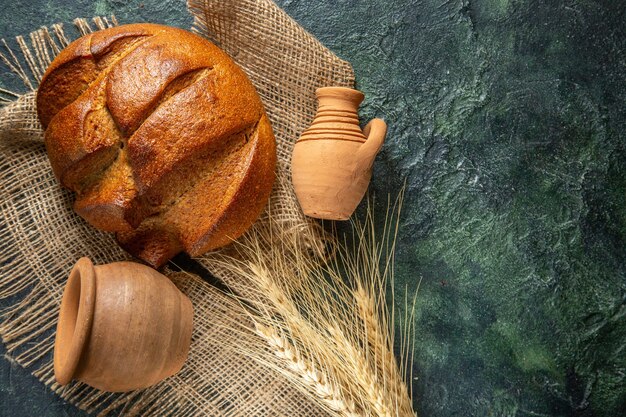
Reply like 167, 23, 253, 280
202, 194, 417, 417
354, 286, 414, 416
327, 324, 395, 417
255, 322, 362, 417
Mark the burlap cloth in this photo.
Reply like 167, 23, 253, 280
0, 1, 354, 415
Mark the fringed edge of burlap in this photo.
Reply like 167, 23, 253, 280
0, 16, 118, 96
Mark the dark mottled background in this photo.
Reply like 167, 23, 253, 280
1, 0, 625, 416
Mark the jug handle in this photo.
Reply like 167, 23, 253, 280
357, 118, 387, 170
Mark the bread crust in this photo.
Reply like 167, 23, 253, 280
37, 23, 276, 267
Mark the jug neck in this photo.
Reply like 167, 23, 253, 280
316, 87, 364, 112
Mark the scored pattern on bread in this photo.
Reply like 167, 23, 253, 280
37, 24, 277, 267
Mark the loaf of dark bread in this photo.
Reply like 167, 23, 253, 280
37, 23, 276, 267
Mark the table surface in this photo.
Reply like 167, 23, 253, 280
1, 1, 625, 416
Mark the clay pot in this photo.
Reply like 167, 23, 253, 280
292, 87, 387, 220
54, 257, 193, 392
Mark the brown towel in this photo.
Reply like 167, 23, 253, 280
0, 1, 354, 415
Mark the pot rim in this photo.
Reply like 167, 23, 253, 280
316, 86, 364, 102
54, 257, 96, 385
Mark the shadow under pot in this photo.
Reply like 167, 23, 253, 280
54, 257, 193, 392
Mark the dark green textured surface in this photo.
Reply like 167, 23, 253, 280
1, 1, 625, 416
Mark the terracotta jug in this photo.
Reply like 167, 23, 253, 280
291, 87, 387, 220
54, 257, 193, 392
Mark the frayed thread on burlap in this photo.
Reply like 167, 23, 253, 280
0, 16, 118, 97
0, 16, 120, 146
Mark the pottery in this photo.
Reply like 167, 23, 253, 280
292, 87, 387, 220
54, 257, 193, 392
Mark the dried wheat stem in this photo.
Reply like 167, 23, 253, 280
328, 326, 394, 417
246, 262, 333, 342
255, 323, 361, 417
354, 287, 415, 416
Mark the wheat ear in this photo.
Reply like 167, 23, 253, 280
354, 287, 414, 416
255, 323, 361, 417
202, 194, 417, 417
328, 325, 395, 417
